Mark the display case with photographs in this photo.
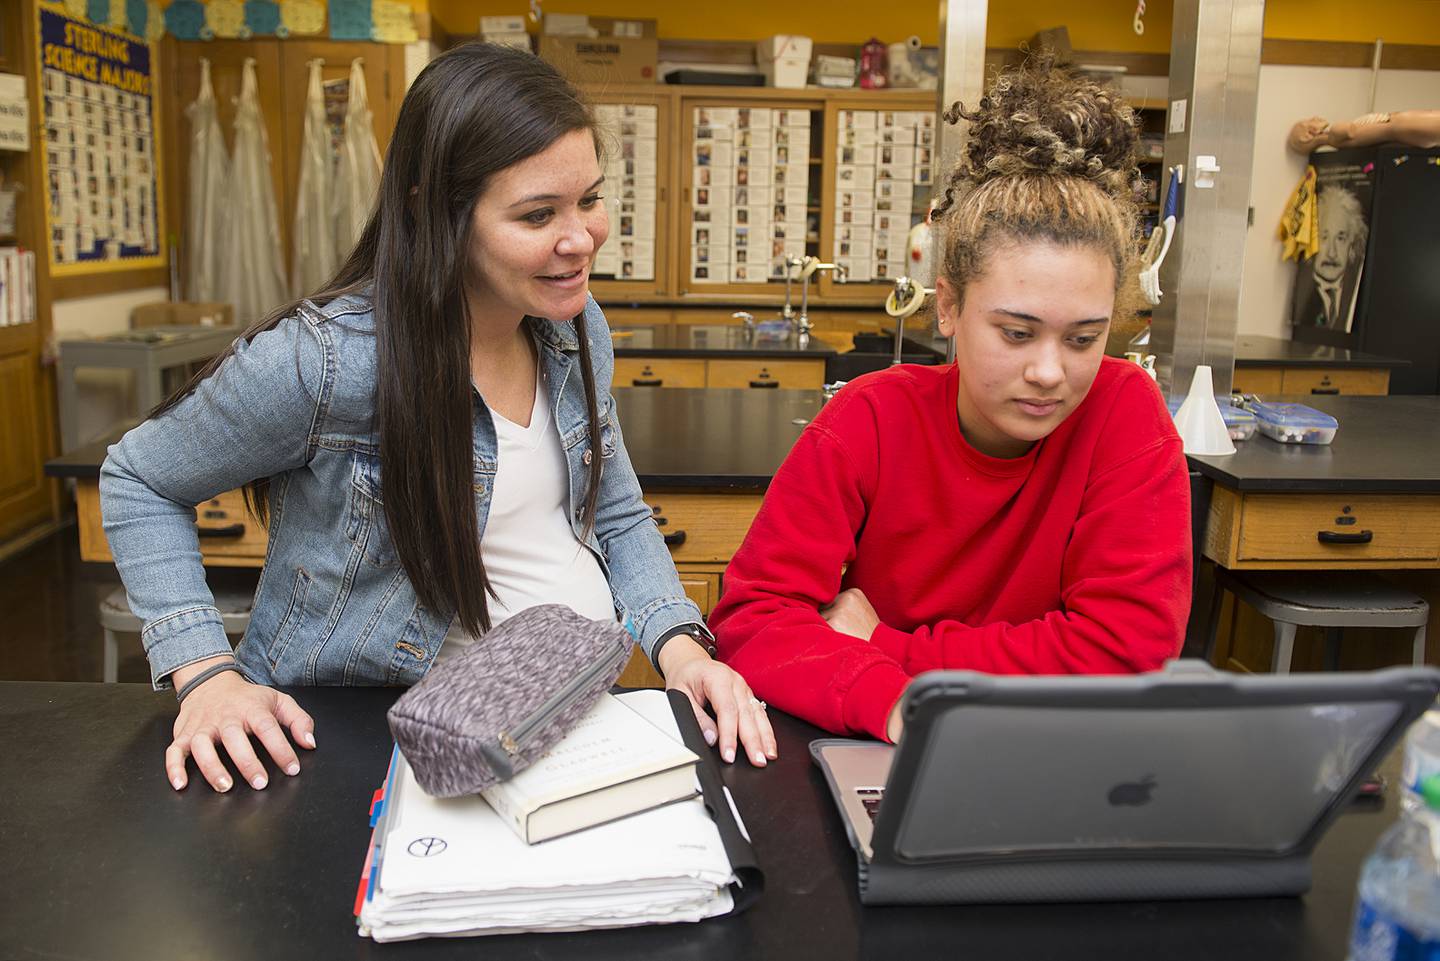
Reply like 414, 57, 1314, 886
576, 84, 940, 306
589, 92, 673, 299
681, 97, 821, 295
824, 105, 937, 290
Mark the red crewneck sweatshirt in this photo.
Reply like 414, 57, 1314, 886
710, 357, 1192, 741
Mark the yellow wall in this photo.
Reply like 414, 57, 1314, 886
440, 0, 1171, 48
1264, 0, 1440, 46
437, 0, 1437, 50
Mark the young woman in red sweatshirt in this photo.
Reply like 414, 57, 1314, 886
709, 63, 1191, 743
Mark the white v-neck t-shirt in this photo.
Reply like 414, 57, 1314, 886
437, 370, 615, 659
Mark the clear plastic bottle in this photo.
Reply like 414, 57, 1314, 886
1401, 710, 1440, 817
1345, 741, 1440, 960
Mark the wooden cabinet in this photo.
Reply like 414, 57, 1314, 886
814, 97, 936, 301
1232, 366, 1390, 396
577, 83, 938, 308
1231, 368, 1285, 394
614, 355, 826, 390
70, 477, 761, 688
1204, 487, 1440, 569
0, 1, 59, 546
588, 93, 674, 301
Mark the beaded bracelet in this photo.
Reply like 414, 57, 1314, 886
176, 662, 243, 703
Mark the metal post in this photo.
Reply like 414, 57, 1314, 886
1149, 0, 1265, 400
934, 0, 988, 363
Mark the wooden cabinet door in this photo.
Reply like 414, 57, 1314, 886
164, 40, 289, 264
0, 1, 59, 545
163, 39, 403, 290
276, 41, 404, 269
0, 331, 55, 543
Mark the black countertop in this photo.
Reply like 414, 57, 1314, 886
1234, 335, 1409, 370
1187, 394, 1440, 492
45, 388, 826, 492
48, 389, 1439, 496
611, 323, 837, 359
0, 681, 1397, 961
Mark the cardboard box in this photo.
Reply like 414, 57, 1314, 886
131, 301, 235, 329
540, 17, 657, 84
756, 41, 809, 90
541, 36, 657, 83
480, 15, 526, 33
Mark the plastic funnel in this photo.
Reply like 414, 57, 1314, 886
1173, 365, 1236, 456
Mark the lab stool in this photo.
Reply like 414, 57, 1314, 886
99, 586, 255, 683
1202, 569, 1429, 673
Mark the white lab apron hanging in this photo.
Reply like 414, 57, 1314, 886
333, 58, 382, 261
292, 59, 337, 297
184, 58, 229, 303
215, 57, 288, 325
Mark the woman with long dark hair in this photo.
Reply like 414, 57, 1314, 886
101, 43, 776, 793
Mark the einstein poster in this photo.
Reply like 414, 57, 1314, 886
37, 3, 162, 273
1290, 156, 1374, 333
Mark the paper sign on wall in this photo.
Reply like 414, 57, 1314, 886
0, 74, 29, 151
1169, 99, 1187, 135
36, 3, 163, 273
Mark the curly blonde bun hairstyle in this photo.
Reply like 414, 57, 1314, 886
934, 59, 1143, 319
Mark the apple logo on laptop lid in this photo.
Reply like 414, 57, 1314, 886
1107, 775, 1158, 807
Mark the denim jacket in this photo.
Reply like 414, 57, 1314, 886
100, 293, 703, 689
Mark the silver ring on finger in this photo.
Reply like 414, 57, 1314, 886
749, 697, 767, 712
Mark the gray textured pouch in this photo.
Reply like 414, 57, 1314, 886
387, 604, 634, 798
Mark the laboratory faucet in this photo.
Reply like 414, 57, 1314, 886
798, 257, 848, 340
731, 310, 756, 338
781, 255, 805, 323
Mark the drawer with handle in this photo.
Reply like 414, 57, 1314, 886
75, 482, 269, 566
705, 358, 825, 390
640, 492, 764, 564
1278, 367, 1390, 396
1236, 494, 1440, 563
613, 358, 707, 389
191, 489, 270, 561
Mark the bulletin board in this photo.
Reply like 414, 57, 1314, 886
35, 2, 163, 275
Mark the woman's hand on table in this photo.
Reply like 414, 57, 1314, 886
166, 655, 317, 793
658, 638, 778, 769
821, 588, 880, 641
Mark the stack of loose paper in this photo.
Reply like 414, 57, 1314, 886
357, 690, 738, 941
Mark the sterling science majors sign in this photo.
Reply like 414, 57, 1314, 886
37, 4, 161, 273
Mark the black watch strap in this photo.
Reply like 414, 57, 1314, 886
653, 622, 717, 663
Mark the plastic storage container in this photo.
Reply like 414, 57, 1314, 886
1167, 398, 1258, 442
1221, 405, 1257, 442
1247, 401, 1339, 445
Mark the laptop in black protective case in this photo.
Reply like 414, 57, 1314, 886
811, 661, 1440, 905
